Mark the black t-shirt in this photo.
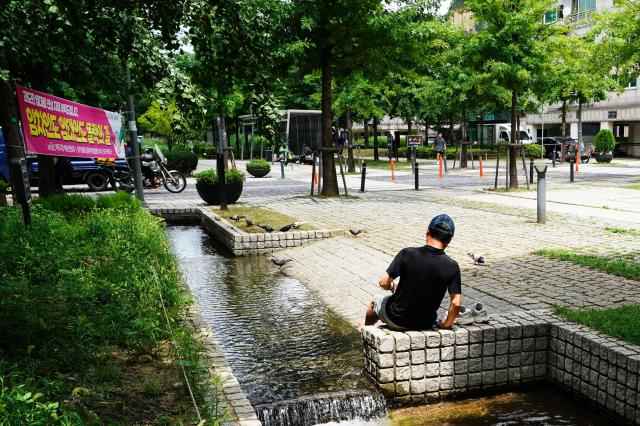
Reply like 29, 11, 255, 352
385, 245, 461, 329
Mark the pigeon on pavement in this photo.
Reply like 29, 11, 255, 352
467, 252, 485, 265
271, 258, 292, 269
349, 229, 364, 236
230, 215, 245, 222
258, 224, 274, 233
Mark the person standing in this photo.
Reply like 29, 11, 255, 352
434, 132, 448, 172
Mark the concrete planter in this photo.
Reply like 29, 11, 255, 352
595, 152, 613, 163
195, 181, 243, 205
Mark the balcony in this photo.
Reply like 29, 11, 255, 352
564, 10, 594, 29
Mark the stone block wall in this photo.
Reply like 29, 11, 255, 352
364, 309, 640, 424
363, 310, 549, 405
150, 207, 343, 256
548, 322, 640, 424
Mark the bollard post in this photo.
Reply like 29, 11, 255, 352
569, 159, 574, 182
575, 149, 579, 173
360, 162, 367, 193
438, 155, 443, 179
479, 155, 483, 178
280, 159, 285, 179
529, 158, 534, 184
552, 148, 556, 168
535, 165, 548, 224
414, 163, 419, 190
310, 153, 317, 196
390, 159, 396, 182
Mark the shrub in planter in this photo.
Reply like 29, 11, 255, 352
246, 159, 271, 177
594, 129, 615, 163
194, 169, 246, 205
165, 150, 199, 174
524, 144, 544, 158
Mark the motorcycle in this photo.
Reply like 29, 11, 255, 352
140, 145, 187, 193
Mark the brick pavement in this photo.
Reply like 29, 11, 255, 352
267, 191, 640, 326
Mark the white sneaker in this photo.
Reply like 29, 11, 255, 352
471, 303, 490, 323
455, 306, 475, 325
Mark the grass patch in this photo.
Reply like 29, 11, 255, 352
534, 248, 640, 281
605, 226, 640, 237
625, 183, 640, 190
0, 194, 223, 424
554, 304, 640, 346
217, 204, 317, 232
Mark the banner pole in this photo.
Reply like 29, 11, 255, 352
125, 62, 146, 204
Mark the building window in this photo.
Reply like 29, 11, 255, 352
544, 5, 563, 23
572, 0, 596, 12
608, 111, 617, 119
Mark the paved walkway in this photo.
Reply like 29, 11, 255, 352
147, 158, 640, 327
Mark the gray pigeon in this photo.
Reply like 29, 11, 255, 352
258, 224, 274, 233
291, 221, 305, 229
271, 258, 292, 269
467, 252, 485, 265
349, 228, 364, 236
279, 224, 292, 232
245, 219, 254, 227
230, 215, 245, 222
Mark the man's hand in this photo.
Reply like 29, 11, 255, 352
379, 273, 394, 292
439, 293, 462, 329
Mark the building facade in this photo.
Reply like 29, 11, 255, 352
525, 0, 640, 157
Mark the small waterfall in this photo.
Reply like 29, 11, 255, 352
254, 390, 387, 426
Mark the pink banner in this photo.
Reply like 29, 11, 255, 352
16, 85, 124, 159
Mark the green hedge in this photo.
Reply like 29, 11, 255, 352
523, 144, 544, 158
165, 150, 199, 175
195, 168, 246, 185
246, 159, 271, 170
0, 194, 219, 423
594, 129, 616, 153
396, 146, 490, 159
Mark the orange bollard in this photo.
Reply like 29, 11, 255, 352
314, 169, 318, 185
438, 154, 443, 179
479, 155, 483, 178
390, 159, 397, 182
575, 149, 579, 173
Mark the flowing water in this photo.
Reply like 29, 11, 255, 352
168, 226, 612, 426
167, 226, 385, 425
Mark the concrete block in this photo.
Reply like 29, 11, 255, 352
509, 339, 522, 354
495, 354, 508, 369
410, 379, 426, 395
468, 372, 482, 387
455, 345, 469, 360
508, 367, 521, 382
496, 369, 508, 383
522, 351, 534, 366
425, 331, 441, 348
454, 374, 468, 389
455, 359, 468, 374
426, 363, 439, 377
440, 361, 454, 376
407, 331, 426, 349
496, 340, 509, 355
482, 357, 495, 371
396, 366, 411, 381
378, 368, 394, 383
522, 338, 535, 351
425, 378, 440, 393
482, 370, 496, 386
482, 342, 496, 357
411, 350, 425, 365
439, 329, 455, 346
396, 381, 410, 396
441, 346, 454, 361
411, 364, 425, 380
509, 325, 523, 339
495, 324, 510, 341
426, 348, 440, 363
396, 351, 411, 367
468, 326, 484, 343
482, 325, 496, 342
440, 376, 454, 390
469, 344, 482, 358
469, 358, 482, 373
379, 353, 395, 368
455, 328, 469, 345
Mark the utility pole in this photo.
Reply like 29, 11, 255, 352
124, 63, 145, 203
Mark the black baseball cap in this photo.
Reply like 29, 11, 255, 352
428, 214, 455, 236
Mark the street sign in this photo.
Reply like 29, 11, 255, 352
407, 135, 423, 147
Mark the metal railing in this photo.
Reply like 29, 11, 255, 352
564, 10, 594, 29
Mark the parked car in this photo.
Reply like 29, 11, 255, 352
538, 137, 562, 160
0, 127, 130, 191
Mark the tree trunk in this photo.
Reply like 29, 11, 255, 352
0, 78, 32, 200
407, 119, 412, 135
449, 117, 454, 144
424, 120, 429, 139
320, 53, 338, 196
346, 107, 355, 172
479, 112, 484, 147
509, 91, 518, 189
577, 97, 583, 159
364, 120, 370, 149
373, 116, 379, 161
460, 110, 468, 168
217, 115, 229, 170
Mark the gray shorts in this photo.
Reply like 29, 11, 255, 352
373, 294, 408, 331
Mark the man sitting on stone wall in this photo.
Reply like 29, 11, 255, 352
358, 214, 462, 331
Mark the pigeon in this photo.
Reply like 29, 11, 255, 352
349, 228, 365, 236
467, 252, 485, 265
245, 219, 254, 227
230, 215, 245, 222
291, 221, 305, 229
279, 224, 292, 232
258, 224, 274, 233
271, 258, 292, 269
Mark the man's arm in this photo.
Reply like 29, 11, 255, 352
439, 293, 461, 329
379, 273, 394, 291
